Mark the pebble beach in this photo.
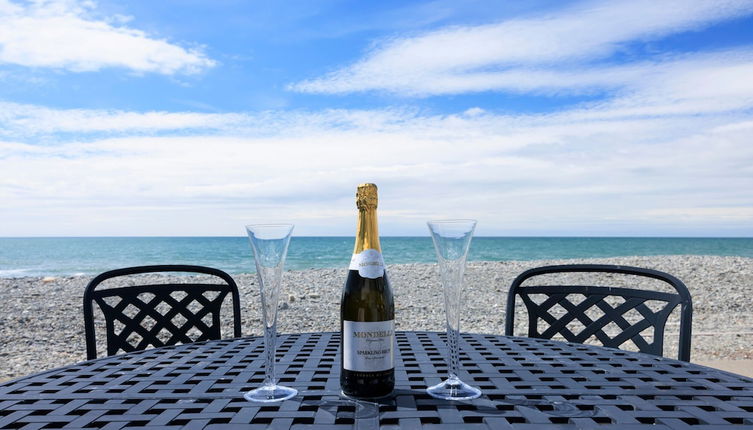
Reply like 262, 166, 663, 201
1, 255, 752, 382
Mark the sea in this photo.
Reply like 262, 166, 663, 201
1, 237, 752, 278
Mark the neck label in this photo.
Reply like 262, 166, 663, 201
349, 249, 385, 278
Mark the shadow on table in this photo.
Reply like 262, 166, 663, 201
299, 387, 596, 428
299, 395, 379, 429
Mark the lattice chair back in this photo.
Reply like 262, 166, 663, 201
505, 264, 692, 361
84, 265, 241, 360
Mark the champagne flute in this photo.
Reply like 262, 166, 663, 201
244, 224, 298, 402
426, 219, 482, 400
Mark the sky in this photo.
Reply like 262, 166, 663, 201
1, 0, 752, 237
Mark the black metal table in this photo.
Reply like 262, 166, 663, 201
1, 331, 752, 429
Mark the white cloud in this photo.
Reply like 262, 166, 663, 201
1, 99, 752, 236
641, 207, 753, 221
290, 0, 753, 96
0, 102, 436, 139
0, 101, 250, 135
0, 0, 214, 74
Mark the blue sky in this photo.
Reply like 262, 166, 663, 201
1, 0, 753, 237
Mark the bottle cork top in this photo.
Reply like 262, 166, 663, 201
356, 183, 378, 210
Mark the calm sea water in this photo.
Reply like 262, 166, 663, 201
1, 237, 751, 278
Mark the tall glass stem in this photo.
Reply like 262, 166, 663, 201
263, 322, 277, 386
446, 324, 460, 379
440, 253, 464, 380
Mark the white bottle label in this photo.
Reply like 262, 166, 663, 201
343, 320, 395, 372
348, 249, 385, 279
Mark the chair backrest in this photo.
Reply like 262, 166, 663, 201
504, 264, 692, 361
83, 265, 241, 360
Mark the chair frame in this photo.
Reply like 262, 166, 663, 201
84, 265, 241, 360
504, 264, 693, 361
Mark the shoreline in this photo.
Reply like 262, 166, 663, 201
1, 255, 752, 381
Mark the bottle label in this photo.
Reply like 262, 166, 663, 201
348, 249, 385, 279
342, 320, 395, 372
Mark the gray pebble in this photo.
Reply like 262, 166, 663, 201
0, 255, 751, 382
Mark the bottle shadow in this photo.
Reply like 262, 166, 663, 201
298, 387, 595, 428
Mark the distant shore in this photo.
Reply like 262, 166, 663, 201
1, 255, 752, 382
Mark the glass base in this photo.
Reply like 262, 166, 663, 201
426, 376, 481, 400
244, 384, 298, 403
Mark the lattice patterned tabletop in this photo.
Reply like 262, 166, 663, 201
1, 331, 752, 429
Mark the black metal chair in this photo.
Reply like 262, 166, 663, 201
84, 265, 241, 360
505, 264, 693, 361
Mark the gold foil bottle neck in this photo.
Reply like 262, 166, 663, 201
353, 183, 380, 253
356, 183, 378, 211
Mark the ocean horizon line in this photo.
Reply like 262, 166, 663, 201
2, 236, 751, 279
2, 235, 752, 239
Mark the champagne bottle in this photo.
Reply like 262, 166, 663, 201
340, 183, 395, 398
